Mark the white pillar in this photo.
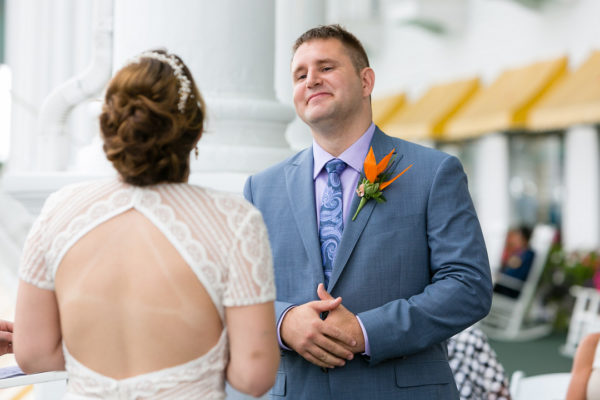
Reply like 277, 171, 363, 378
36, 0, 113, 172
563, 125, 600, 251
5, 0, 95, 173
275, 0, 326, 151
2, 0, 113, 217
5, 0, 48, 173
474, 132, 510, 275
113, 0, 294, 192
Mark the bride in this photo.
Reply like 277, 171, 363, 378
13, 49, 279, 399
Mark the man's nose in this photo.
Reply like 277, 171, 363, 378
306, 70, 321, 88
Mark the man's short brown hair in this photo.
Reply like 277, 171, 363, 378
292, 24, 370, 73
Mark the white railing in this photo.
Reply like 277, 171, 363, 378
0, 368, 67, 399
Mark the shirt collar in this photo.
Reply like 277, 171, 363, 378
313, 123, 376, 179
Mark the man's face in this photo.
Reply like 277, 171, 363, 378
291, 39, 368, 128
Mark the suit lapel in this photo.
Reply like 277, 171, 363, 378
284, 149, 324, 283
328, 128, 404, 291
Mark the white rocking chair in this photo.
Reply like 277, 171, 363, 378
480, 224, 556, 341
561, 285, 600, 357
510, 370, 571, 400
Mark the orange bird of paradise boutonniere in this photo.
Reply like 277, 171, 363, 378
352, 147, 413, 221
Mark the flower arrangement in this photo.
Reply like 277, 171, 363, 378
538, 244, 600, 331
545, 247, 600, 289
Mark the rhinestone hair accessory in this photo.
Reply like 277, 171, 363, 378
129, 51, 192, 113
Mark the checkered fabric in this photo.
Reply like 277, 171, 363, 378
448, 326, 511, 400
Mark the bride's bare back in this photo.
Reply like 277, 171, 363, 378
55, 209, 223, 379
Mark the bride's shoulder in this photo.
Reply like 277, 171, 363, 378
181, 184, 247, 205
181, 184, 260, 217
42, 178, 121, 213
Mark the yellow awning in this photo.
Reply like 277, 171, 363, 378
528, 51, 600, 130
384, 78, 480, 141
444, 56, 568, 140
372, 93, 406, 127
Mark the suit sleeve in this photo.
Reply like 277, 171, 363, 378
243, 176, 254, 204
356, 155, 493, 365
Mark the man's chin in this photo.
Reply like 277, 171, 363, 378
302, 109, 335, 126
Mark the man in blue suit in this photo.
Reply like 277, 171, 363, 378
244, 24, 492, 399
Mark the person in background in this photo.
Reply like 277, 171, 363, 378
0, 319, 13, 356
448, 326, 511, 400
493, 226, 535, 298
13, 49, 278, 399
566, 331, 600, 400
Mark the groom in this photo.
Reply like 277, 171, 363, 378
244, 24, 492, 399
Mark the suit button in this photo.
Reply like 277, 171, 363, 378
321, 367, 328, 373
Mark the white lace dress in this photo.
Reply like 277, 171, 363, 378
19, 179, 275, 399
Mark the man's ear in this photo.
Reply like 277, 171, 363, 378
361, 67, 375, 98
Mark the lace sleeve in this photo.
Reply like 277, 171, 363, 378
223, 208, 275, 307
18, 192, 60, 290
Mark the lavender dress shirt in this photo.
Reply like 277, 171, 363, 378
278, 123, 376, 356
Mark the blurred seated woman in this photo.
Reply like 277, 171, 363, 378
493, 226, 535, 298
13, 50, 279, 399
567, 332, 600, 400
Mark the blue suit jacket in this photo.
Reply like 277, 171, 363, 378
244, 128, 492, 399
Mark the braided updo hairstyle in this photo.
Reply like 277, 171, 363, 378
99, 50, 205, 186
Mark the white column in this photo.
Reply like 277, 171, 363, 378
275, 0, 326, 151
5, 0, 48, 172
563, 125, 600, 251
473, 132, 510, 275
5, 0, 96, 173
2, 0, 113, 217
113, 0, 294, 192
36, 0, 113, 172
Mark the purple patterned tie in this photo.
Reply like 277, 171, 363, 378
319, 159, 347, 288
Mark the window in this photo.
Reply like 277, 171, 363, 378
508, 133, 563, 227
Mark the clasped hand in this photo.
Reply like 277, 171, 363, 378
280, 284, 365, 369
0, 319, 14, 356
